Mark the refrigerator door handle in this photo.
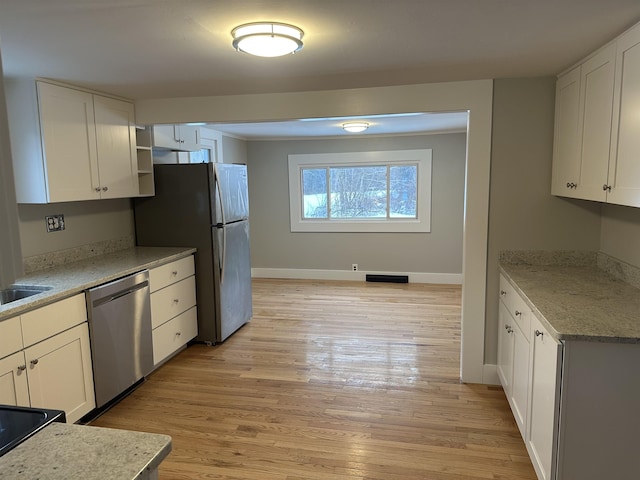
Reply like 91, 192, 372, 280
215, 164, 226, 226
220, 225, 227, 285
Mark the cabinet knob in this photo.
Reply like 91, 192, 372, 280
500, 290, 506, 296
95, 187, 101, 192
175, 331, 181, 337
566, 182, 577, 188
515, 310, 521, 316
535, 330, 543, 338
171, 270, 178, 276
17, 365, 27, 372
102, 186, 109, 192
173, 298, 179, 304
505, 324, 511, 331
602, 184, 612, 192
30, 359, 39, 366
507, 327, 513, 334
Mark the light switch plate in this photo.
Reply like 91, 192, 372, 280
46, 214, 65, 232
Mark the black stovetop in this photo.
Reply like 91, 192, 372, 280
0, 405, 65, 457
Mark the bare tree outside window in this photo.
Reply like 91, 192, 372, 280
302, 164, 418, 220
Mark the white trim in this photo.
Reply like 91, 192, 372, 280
251, 268, 462, 284
482, 363, 500, 385
136, 79, 494, 384
288, 149, 432, 233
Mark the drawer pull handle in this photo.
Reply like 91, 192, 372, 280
500, 290, 506, 296
171, 270, 178, 276
535, 330, 543, 337
176, 332, 181, 337
17, 365, 27, 372
602, 184, 612, 192
30, 359, 39, 366
515, 310, 521, 316
173, 298, 179, 304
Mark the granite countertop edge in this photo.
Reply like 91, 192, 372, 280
499, 263, 640, 344
0, 423, 172, 480
0, 246, 196, 321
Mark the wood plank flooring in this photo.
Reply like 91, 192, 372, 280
91, 279, 536, 480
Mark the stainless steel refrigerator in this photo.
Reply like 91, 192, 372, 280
134, 163, 252, 344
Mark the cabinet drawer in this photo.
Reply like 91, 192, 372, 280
21, 294, 87, 348
511, 294, 531, 341
149, 256, 195, 293
150, 276, 196, 329
152, 306, 197, 365
0, 317, 24, 359
499, 274, 514, 311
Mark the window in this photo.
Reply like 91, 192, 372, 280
288, 149, 432, 232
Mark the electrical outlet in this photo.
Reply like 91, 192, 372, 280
352, 264, 358, 271
46, 214, 65, 232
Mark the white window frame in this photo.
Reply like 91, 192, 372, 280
288, 149, 432, 233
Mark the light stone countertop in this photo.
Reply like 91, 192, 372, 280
0, 423, 171, 480
500, 263, 640, 343
0, 246, 196, 321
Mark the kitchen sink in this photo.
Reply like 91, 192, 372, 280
0, 405, 65, 457
0, 285, 52, 305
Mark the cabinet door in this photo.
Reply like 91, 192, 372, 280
577, 44, 616, 202
25, 323, 95, 424
0, 351, 30, 407
94, 96, 139, 198
551, 66, 581, 197
37, 81, 100, 202
608, 25, 640, 207
152, 124, 180, 149
526, 315, 562, 480
178, 125, 201, 151
511, 322, 530, 437
497, 301, 514, 396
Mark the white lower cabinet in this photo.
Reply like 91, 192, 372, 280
149, 256, 198, 367
526, 315, 561, 480
24, 323, 95, 424
500, 272, 640, 480
0, 351, 30, 406
152, 307, 198, 366
0, 294, 96, 423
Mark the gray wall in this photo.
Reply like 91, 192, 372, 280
222, 135, 248, 164
18, 199, 134, 257
246, 133, 466, 273
485, 77, 602, 363
600, 204, 640, 266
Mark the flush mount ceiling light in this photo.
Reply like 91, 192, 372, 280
342, 122, 370, 133
232, 22, 304, 57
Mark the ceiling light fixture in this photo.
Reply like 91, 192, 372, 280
232, 22, 304, 57
342, 122, 370, 133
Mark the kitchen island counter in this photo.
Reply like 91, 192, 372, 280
0, 246, 196, 321
0, 422, 171, 480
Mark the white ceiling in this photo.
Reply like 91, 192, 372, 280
1, 0, 639, 138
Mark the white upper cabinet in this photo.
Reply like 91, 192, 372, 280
576, 44, 616, 201
5, 80, 139, 203
551, 66, 581, 197
552, 22, 640, 207
93, 95, 138, 199
607, 25, 640, 207
152, 124, 200, 151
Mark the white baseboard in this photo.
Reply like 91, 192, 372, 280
482, 364, 500, 385
251, 268, 463, 284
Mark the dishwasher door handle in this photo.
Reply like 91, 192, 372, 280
90, 280, 149, 308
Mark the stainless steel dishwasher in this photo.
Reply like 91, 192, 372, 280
86, 270, 153, 408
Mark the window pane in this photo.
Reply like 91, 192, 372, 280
390, 165, 417, 218
302, 168, 328, 218
330, 166, 386, 218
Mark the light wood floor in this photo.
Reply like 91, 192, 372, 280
91, 279, 537, 480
